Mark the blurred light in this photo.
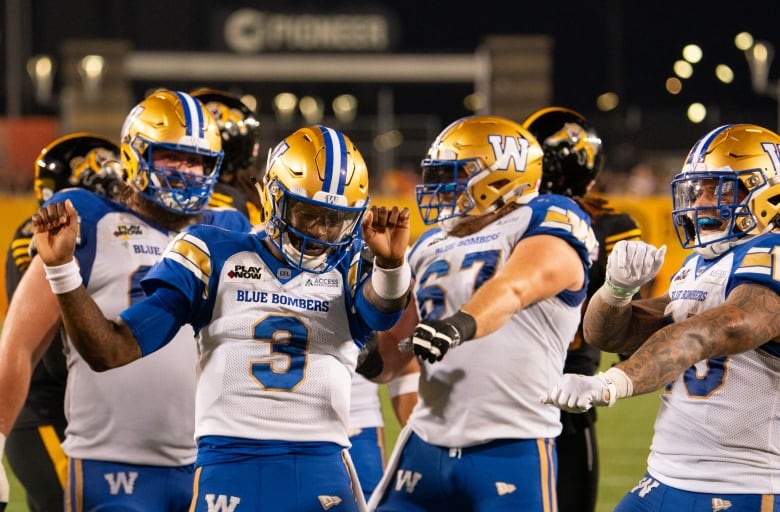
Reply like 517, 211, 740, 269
299, 95, 324, 124
463, 92, 485, 112
596, 92, 619, 111
682, 44, 703, 64
77, 54, 105, 102
332, 94, 358, 123
273, 92, 298, 124
673, 60, 694, 79
687, 103, 707, 123
374, 130, 403, 152
26, 55, 55, 105
240, 94, 258, 113
744, 40, 775, 94
715, 64, 734, 84
734, 32, 754, 51
665, 77, 683, 95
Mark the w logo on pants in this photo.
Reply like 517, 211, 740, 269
104, 472, 138, 495
205, 494, 241, 511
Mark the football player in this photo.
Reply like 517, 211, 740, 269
3, 133, 122, 512
31, 124, 411, 511
522, 106, 642, 512
545, 123, 780, 511
0, 89, 250, 512
364, 115, 596, 511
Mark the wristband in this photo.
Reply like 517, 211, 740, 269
371, 258, 411, 300
44, 259, 83, 295
596, 280, 635, 307
598, 366, 634, 406
605, 277, 640, 297
387, 373, 419, 398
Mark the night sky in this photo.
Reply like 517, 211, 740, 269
7, 0, 780, 156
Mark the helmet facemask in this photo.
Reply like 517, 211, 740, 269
265, 178, 366, 273
130, 138, 222, 215
416, 159, 478, 226
671, 170, 759, 258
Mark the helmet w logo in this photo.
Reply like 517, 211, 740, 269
488, 135, 529, 172
761, 142, 780, 170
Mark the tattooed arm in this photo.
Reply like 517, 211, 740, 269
614, 283, 780, 395
583, 290, 670, 355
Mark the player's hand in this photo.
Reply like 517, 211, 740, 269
411, 311, 476, 363
0, 433, 9, 511
542, 373, 611, 413
605, 240, 666, 297
31, 199, 80, 266
361, 206, 410, 269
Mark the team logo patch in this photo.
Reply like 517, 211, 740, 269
227, 264, 263, 279
113, 224, 144, 238
318, 495, 342, 509
303, 276, 340, 289
711, 497, 732, 511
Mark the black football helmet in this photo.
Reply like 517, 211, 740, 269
522, 106, 603, 197
34, 132, 123, 204
190, 88, 261, 178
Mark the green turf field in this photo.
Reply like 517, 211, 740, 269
3, 353, 659, 511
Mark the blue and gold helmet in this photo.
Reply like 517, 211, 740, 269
260, 125, 369, 273
120, 89, 223, 214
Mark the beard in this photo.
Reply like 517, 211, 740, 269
124, 191, 201, 231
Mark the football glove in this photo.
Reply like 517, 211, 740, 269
411, 311, 476, 363
604, 240, 666, 305
356, 332, 383, 379
543, 367, 633, 412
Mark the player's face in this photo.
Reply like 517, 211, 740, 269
152, 148, 206, 176
286, 198, 350, 255
687, 178, 747, 233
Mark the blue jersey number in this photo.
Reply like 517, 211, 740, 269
666, 357, 728, 397
251, 315, 309, 391
416, 250, 499, 320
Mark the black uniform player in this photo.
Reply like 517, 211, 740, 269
191, 88, 263, 224
523, 107, 641, 512
4, 133, 122, 512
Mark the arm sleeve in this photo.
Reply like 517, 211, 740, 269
120, 286, 192, 356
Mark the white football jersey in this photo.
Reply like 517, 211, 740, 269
407, 195, 594, 447
648, 235, 780, 494
137, 223, 383, 449
57, 188, 249, 466
349, 373, 383, 432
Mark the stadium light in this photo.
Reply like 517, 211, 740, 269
743, 38, 780, 132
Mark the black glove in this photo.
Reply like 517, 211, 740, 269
356, 332, 383, 379
412, 311, 477, 363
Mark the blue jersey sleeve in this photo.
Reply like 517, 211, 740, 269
120, 286, 193, 355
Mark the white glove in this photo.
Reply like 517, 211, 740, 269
542, 367, 633, 413
603, 240, 666, 306
0, 433, 8, 511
